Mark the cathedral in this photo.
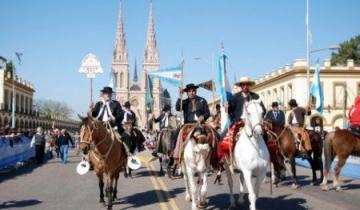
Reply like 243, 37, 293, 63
111, 1, 171, 128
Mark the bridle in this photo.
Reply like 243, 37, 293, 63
80, 120, 114, 161
243, 101, 263, 138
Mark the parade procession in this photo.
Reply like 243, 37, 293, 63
1, 0, 360, 210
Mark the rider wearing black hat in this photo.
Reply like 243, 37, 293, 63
175, 83, 210, 124
122, 101, 137, 127
90, 86, 124, 133
264, 101, 285, 127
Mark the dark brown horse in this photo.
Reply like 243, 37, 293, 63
264, 121, 323, 188
321, 129, 360, 191
79, 114, 128, 210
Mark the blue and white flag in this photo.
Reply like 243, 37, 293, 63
310, 63, 324, 113
145, 75, 154, 113
15, 52, 23, 65
218, 50, 232, 132
148, 64, 182, 87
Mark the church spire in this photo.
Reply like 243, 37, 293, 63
144, 0, 159, 64
113, 0, 128, 63
133, 59, 138, 82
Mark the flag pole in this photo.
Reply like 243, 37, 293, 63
11, 53, 17, 129
180, 59, 184, 124
306, 0, 311, 106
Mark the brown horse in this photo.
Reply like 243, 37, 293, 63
321, 129, 360, 191
79, 114, 128, 210
264, 121, 323, 188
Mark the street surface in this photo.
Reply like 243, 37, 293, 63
1, 149, 360, 210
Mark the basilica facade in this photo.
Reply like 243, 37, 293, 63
111, 1, 171, 128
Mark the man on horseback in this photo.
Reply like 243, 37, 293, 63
176, 83, 210, 124
287, 99, 312, 155
349, 96, 360, 137
122, 101, 137, 127
218, 77, 266, 159
264, 101, 285, 127
91, 86, 124, 134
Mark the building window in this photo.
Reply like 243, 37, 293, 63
16, 94, 19, 112
4, 90, 9, 110
280, 86, 285, 106
287, 83, 293, 102
273, 88, 278, 102
113, 72, 118, 89
120, 72, 124, 88
333, 82, 347, 108
267, 91, 271, 108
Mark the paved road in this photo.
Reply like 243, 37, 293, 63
1, 149, 360, 210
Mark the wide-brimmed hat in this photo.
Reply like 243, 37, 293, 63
288, 99, 298, 107
235, 77, 255, 87
100, 86, 114, 93
163, 104, 171, 112
124, 101, 131, 108
183, 83, 199, 92
271, 101, 279, 107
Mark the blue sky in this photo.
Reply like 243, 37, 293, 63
1, 0, 359, 117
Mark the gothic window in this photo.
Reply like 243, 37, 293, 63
120, 72, 124, 88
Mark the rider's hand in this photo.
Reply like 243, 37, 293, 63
89, 102, 94, 110
197, 116, 205, 123
178, 87, 184, 98
225, 102, 229, 113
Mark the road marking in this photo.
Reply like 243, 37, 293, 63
145, 162, 169, 210
148, 162, 180, 210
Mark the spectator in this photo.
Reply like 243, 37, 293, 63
33, 127, 46, 164
57, 129, 74, 164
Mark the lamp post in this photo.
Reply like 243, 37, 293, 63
79, 53, 103, 105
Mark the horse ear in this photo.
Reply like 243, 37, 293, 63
87, 112, 94, 120
77, 114, 85, 121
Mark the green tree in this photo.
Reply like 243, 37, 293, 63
5, 61, 14, 78
331, 35, 360, 65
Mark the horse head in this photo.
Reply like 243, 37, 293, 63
78, 112, 103, 151
242, 99, 264, 138
189, 125, 213, 172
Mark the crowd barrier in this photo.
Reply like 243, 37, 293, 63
296, 156, 360, 179
0, 136, 35, 169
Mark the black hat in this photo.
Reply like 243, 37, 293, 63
101, 86, 114, 93
183, 83, 199, 92
288, 99, 298, 107
163, 104, 171, 112
124, 101, 131, 108
271, 101, 279, 107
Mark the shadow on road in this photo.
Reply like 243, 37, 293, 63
112, 187, 185, 209
207, 193, 308, 210
0, 199, 42, 209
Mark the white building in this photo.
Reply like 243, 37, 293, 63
209, 59, 360, 131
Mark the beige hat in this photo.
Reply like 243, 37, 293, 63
235, 76, 255, 87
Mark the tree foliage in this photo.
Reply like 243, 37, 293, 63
35, 99, 73, 119
331, 35, 360, 65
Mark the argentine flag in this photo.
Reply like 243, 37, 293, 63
148, 64, 182, 87
218, 51, 232, 132
310, 63, 324, 113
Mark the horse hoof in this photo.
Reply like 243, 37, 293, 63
185, 194, 192, 202
99, 199, 105, 203
198, 201, 208, 209
335, 186, 343, 192
107, 206, 112, 210
321, 185, 329, 191
291, 183, 300, 189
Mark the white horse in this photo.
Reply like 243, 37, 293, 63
225, 99, 270, 210
182, 125, 214, 210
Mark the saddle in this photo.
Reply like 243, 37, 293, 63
217, 121, 244, 160
350, 126, 360, 138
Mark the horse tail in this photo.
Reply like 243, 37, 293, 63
323, 132, 336, 173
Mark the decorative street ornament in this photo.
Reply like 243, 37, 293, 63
79, 53, 103, 103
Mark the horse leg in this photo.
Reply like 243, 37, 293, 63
98, 175, 105, 203
290, 157, 300, 189
199, 172, 208, 209
238, 171, 245, 204
172, 163, 178, 178
112, 174, 119, 200
106, 177, 114, 210
243, 170, 257, 210
186, 166, 198, 210
223, 162, 236, 208
306, 152, 317, 185
255, 168, 267, 197
159, 156, 164, 176
333, 156, 347, 192
182, 163, 192, 202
